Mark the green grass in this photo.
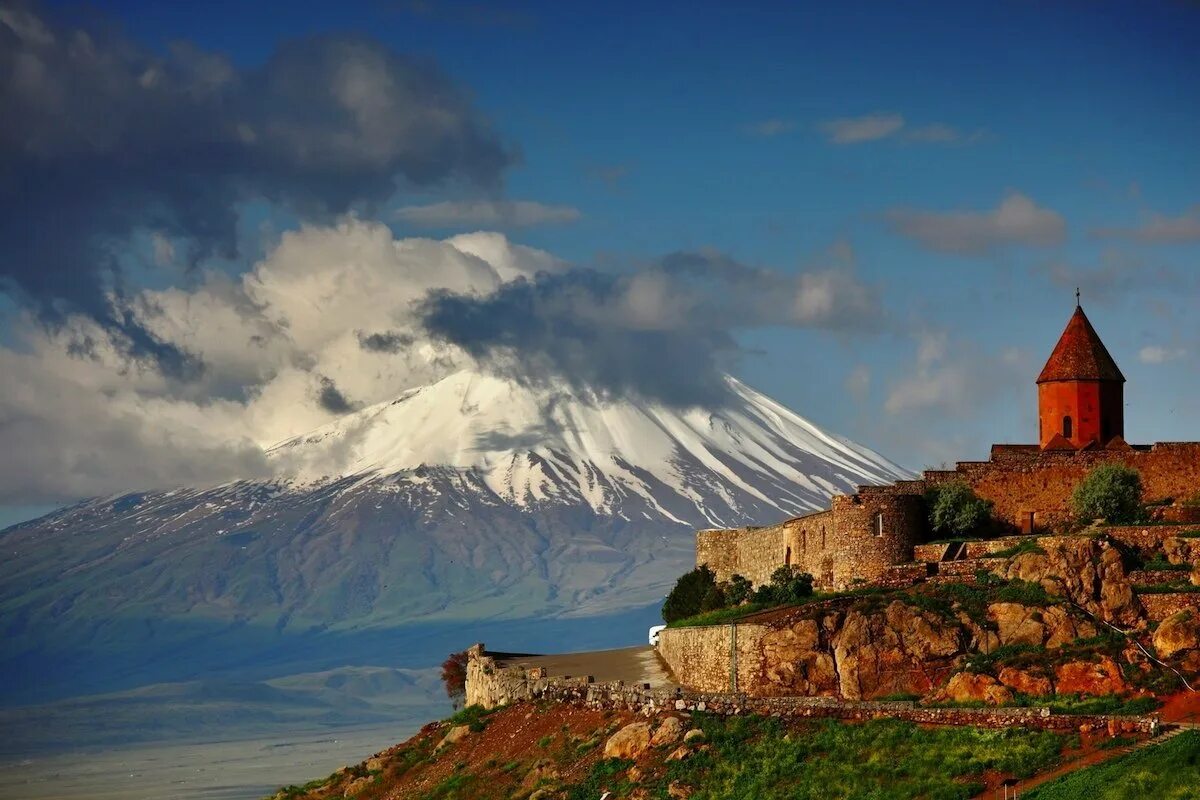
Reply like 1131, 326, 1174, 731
665, 603, 771, 628
643, 715, 1067, 800
990, 539, 1048, 558
446, 704, 499, 732
418, 771, 477, 799
1178, 529, 1200, 538
1138, 557, 1191, 572
1023, 729, 1200, 799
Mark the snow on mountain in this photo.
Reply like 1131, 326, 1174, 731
0, 369, 910, 706
268, 369, 907, 528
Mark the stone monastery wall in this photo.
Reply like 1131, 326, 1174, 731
937, 442, 1200, 530
697, 493, 923, 591
697, 442, 1200, 592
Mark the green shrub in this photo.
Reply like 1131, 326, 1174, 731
700, 584, 727, 612
724, 574, 753, 605
1071, 464, 1143, 524
926, 481, 993, 537
662, 565, 718, 623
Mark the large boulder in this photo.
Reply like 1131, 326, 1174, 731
941, 672, 1014, 706
762, 618, 839, 695
1042, 605, 1097, 649
988, 603, 1046, 647
1154, 611, 1200, 660
1054, 656, 1127, 697
998, 666, 1053, 697
438, 725, 471, 749
832, 602, 964, 700
604, 722, 652, 760
650, 717, 685, 747
995, 537, 1138, 625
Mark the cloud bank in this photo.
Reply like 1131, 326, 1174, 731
0, 0, 512, 371
887, 192, 1066, 255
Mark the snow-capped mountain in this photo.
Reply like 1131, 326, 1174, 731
0, 370, 907, 705
268, 369, 904, 528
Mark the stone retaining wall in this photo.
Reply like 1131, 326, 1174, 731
463, 644, 1158, 736
654, 623, 770, 694
1138, 592, 1200, 622
1103, 525, 1200, 550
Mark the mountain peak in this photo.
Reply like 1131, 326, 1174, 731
268, 369, 909, 527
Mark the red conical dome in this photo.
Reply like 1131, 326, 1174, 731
1036, 304, 1125, 449
1037, 305, 1125, 384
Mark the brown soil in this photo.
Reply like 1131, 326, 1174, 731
271, 702, 648, 800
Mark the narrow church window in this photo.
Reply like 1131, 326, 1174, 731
785, 546, 791, 566
874, 512, 884, 537
801, 530, 807, 552
1062, 416, 1073, 438
821, 526, 826, 549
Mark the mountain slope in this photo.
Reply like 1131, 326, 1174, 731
269, 370, 904, 527
0, 371, 908, 703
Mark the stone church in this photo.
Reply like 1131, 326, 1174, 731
696, 302, 1200, 591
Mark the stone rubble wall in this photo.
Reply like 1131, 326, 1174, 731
1138, 593, 1200, 622
463, 644, 1157, 735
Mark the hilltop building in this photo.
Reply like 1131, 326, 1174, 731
696, 303, 1200, 591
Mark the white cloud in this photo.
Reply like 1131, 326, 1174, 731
887, 192, 1066, 255
885, 331, 1026, 416
0, 220, 560, 502
819, 113, 905, 144
396, 199, 581, 228
1093, 206, 1200, 243
1139, 345, 1186, 364
817, 114, 980, 145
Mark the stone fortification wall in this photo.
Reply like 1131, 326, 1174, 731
655, 623, 769, 694
697, 493, 924, 592
463, 644, 1157, 735
828, 491, 924, 588
929, 442, 1200, 531
695, 522, 790, 588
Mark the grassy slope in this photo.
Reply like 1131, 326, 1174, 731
268, 702, 1072, 800
1023, 730, 1200, 799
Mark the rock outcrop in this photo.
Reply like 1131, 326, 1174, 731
1054, 656, 1127, 697
605, 722, 653, 760
939, 672, 1014, 706
993, 536, 1138, 625
1154, 611, 1200, 660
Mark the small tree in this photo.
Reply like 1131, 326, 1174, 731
662, 565, 718, 623
1072, 464, 1143, 523
926, 481, 993, 536
441, 650, 469, 708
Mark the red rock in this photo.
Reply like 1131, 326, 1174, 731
1054, 656, 1127, 697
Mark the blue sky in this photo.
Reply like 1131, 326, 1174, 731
1, 0, 1198, 527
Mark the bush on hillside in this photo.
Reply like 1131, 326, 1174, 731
662, 565, 718, 623
1071, 464, 1143, 524
724, 574, 753, 606
752, 565, 814, 605
925, 481, 993, 536
441, 650, 469, 707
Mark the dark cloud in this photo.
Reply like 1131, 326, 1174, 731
419, 252, 880, 407
357, 330, 417, 353
0, 1, 513, 371
316, 377, 356, 414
